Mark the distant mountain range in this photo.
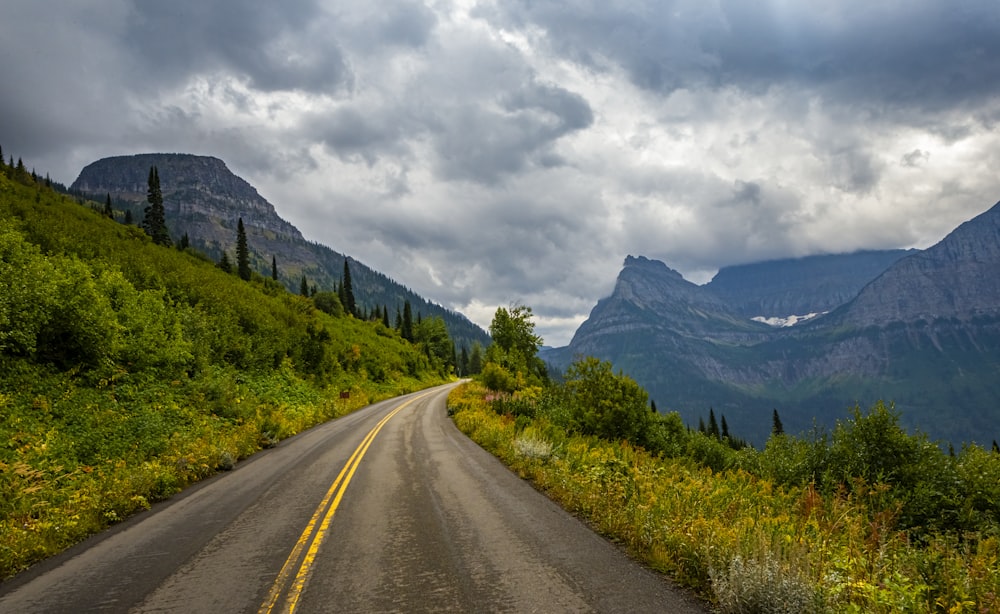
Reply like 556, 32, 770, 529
71, 153, 490, 351
544, 204, 1000, 446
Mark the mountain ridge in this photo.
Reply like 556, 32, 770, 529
71, 153, 490, 351
545, 203, 1000, 445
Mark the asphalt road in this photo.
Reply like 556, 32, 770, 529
0, 383, 707, 613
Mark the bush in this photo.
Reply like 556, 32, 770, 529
564, 357, 650, 443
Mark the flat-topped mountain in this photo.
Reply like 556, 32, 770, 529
71, 153, 490, 351
706, 250, 915, 319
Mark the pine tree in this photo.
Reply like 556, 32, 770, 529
772, 409, 784, 436
698, 417, 706, 434
651, 399, 658, 414
236, 217, 251, 280
104, 193, 114, 218
708, 409, 720, 440
300, 275, 309, 297
218, 251, 233, 273
178, 232, 190, 250
468, 342, 484, 375
271, 255, 278, 281
382, 304, 390, 328
142, 166, 172, 246
402, 300, 414, 341
459, 345, 469, 377
992, 440, 999, 454
342, 259, 356, 317
721, 415, 729, 440
124, 209, 134, 225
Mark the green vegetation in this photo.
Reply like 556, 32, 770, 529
450, 305, 1000, 613
0, 165, 450, 577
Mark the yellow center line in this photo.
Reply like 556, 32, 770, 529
258, 391, 432, 614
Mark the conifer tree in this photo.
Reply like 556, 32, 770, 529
142, 166, 172, 246
178, 232, 190, 250
124, 209, 134, 225
236, 217, 251, 280
469, 342, 484, 375
651, 399, 658, 414
708, 409, 719, 439
459, 345, 469, 377
382, 305, 390, 328
218, 251, 233, 273
698, 417, 706, 434
300, 275, 309, 297
721, 415, 729, 440
342, 259, 356, 317
772, 409, 784, 436
993, 440, 999, 454
271, 255, 278, 281
104, 193, 114, 218
402, 300, 414, 341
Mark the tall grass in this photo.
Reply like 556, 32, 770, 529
448, 383, 1000, 613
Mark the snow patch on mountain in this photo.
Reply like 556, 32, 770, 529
752, 313, 824, 327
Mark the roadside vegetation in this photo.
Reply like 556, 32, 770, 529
450, 306, 1000, 613
0, 159, 452, 578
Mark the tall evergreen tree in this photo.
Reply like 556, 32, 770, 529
459, 345, 469, 377
142, 166, 171, 246
468, 342, 484, 375
993, 440, 999, 454
300, 275, 309, 297
104, 193, 114, 218
124, 209, 134, 225
772, 409, 784, 436
271, 255, 278, 281
382, 304, 390, 328
342, 259, 356, 317
236, 217, 251, 281
708, 409, 720, 440
178, 232, 190, 250
721, 415, 730, 440
402, 300, 414, 341
218, 251, 233, 273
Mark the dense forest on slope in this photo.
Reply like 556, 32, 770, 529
0, 157, 450, 577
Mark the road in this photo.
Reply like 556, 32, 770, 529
0, 383, 706, 613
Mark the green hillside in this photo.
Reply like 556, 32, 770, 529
0, 163, 450, 577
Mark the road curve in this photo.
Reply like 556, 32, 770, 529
0, 383, 706, 613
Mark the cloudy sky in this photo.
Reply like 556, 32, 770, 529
4, 1, 1000, 345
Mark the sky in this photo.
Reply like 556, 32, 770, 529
3, 1, 1000, 346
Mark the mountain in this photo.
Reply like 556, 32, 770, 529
71, 153, 489, 351
544, 204, 1000, 446
706, 250, 916, 318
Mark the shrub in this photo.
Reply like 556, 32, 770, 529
564, 357, 650, 443
711, 554, 818, 614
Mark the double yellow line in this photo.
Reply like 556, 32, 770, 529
258, 391, 431, 614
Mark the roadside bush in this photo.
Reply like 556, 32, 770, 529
564, 357, 650, 443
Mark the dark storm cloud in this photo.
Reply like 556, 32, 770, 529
124, 0, 351, 94
483, 0, 1000, 111
431, 81, 593, 184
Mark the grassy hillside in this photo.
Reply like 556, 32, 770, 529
0, 167, 449, 577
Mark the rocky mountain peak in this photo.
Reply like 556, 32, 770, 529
72, 153, 303, 241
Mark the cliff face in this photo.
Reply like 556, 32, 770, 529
832, 202, 1000, 327
546, 204, 1000, 446
70, 153, 490, 351
73, 154, 302, 242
